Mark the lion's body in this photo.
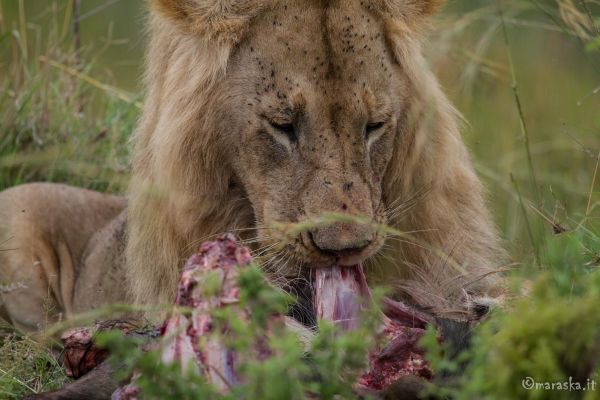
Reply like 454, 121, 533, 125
0, 184, 129, 331
1, 0, 504, 332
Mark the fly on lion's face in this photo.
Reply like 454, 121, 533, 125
214, 3, 408, 274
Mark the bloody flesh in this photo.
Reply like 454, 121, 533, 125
62, 321, 144, 379
313, 264, 433, 392
58, 236, 436, 398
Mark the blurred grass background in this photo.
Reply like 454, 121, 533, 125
0, 0, 599, 398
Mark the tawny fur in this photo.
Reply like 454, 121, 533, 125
0, 184, 128, 331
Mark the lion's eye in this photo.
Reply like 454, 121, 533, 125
269, 121, 297, 142
364, 121, 385, 139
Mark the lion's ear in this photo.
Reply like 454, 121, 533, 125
151, 0, 275, 42
376, 0, 445, 25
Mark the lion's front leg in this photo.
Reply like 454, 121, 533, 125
0, 183, 126, 332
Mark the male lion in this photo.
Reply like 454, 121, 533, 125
0, 0, 504, 337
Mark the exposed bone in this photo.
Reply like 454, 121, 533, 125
160, 233, 251, 391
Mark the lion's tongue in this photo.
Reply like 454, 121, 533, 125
313, 264, 371, 330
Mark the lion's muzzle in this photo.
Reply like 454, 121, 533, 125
309, 221, 375, 265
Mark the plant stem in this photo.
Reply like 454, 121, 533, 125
579, 0, 599, 36
497, 0, 540, 207
72, 0, 81, 55
0, 1, 5, 34
18, 0, 27, 60
586, 152, 600, 218
62, 0, 74, 41
511, 174, 541, 266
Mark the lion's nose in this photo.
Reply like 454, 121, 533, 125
309, 222, 374, 257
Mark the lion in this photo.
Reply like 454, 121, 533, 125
0, 0, 504, 337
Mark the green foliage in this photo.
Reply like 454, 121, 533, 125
237, 266, 292, 327
421, 226, 600, 400
307, 322, 372, 399
461, 276, 600, 399
238, 332, 307, 400
98, 330, 222, 400
0, 324, 68, 399
0, 0, 137, 193
585, 36, 600, 53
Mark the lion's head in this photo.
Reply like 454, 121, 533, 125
128, 0, 503, 316
206, 1, 436, 270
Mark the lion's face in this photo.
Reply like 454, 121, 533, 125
211, 2, 410, 273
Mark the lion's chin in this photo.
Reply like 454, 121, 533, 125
337, 248, 376, 267
295, 232, 382, 269
296, 248, 377, 270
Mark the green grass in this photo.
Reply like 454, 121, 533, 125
0, 320, 68, 398
0, 0, 599, 399
0, 0, 137, 193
